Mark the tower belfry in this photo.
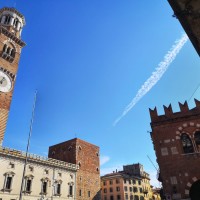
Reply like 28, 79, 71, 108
0, 7, 26, 145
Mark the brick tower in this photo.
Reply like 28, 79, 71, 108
150, 99, 200, 200
48, 138, 101, 200
0, 7, 26, 145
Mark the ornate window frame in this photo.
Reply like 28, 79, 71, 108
54, 179, 62, 196
180, 133, 194, 154
3, 171, 15, 192
68, 182, 74, 197
1, 41, 16, 63
23, 175, 34, 194
40, 177, 50, 195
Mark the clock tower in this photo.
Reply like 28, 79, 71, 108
0, 7, 25, 145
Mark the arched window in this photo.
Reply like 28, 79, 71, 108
13, 18, 19, 28
181, 133, 194, 153
41, 177, 50, 195
134, 195, 139, 200
54, 180, 62, 196
3, 44, 7, 53
6, 47, 11, 54
194, 131, 200, 151
4, 15, 11, 25
130, 195, 134, 200
2, 43, 16, 62
24, 175, 34, 193
11, 49, 15, 57
3, 171, 15, 191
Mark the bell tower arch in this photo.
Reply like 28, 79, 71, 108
0, 7, 26, 145
190, 180, 200, 200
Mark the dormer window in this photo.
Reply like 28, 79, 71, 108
2, 43, 15, 62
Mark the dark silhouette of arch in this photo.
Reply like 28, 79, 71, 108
190, 180, 200, 200
181, 133, 194, 153
194, 131, 200, 151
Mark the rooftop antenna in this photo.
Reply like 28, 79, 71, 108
147, 155, 158, 171
147, 155, 162, 188
188, 82, 200, 103
19, 90, 37, 200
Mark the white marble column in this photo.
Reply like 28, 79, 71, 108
1, 16, 6, 24
17, 21, 21, 31
19, 28, 22, 37
9, 17, 14, 26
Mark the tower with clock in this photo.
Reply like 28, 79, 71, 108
0, 8, 26, 145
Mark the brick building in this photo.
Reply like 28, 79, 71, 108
0, 7, 100, 200
48, 138, 101, 200
150, 99, 200, 200
167, 0, 200, 56
0, 7, 26, 145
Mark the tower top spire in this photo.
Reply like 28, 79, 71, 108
0, 7, 25, 25
0, 7, 26, 38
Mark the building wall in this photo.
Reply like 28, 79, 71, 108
0, 7, 26, 145
150, 101, 200, 199
101, 175, 125, 200
101, 173, 148, 200
168, 0, 200, 56
0, 147, 77, 200
49, 138, 101, 200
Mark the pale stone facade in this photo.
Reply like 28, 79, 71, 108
101, 172, 144, 200
0, 146, 78, 200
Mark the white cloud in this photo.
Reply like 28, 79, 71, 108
148, 170, 162, 188
113, 33, 188, 126
100, 156, 110, 166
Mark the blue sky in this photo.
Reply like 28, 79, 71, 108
1, 0, 200, 187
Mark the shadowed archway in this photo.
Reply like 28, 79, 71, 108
190, 180, 200, 200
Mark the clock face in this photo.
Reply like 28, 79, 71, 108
0, 70, 12, 93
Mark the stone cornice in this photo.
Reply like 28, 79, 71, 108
0, 146, 78, 171
0, 25, 26, 47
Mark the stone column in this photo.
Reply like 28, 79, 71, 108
1, 16, 6, 24
17, 21, 21, 31
19, 28, 22, 36
9, 17, 14, 26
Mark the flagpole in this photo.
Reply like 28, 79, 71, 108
19, 90, 37, 200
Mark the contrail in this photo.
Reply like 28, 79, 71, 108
113, 33, 188, 126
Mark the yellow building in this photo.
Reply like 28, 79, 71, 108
101, 171, 144, 200
101, 163, 160, 200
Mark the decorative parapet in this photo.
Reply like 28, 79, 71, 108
149, 99, 200, 124
0, 146, 79, 171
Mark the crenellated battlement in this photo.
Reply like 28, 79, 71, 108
149, 99, 200, 123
